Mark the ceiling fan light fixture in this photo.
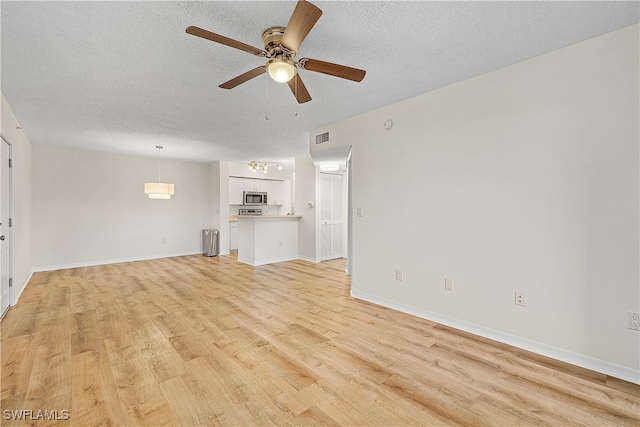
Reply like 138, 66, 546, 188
267, 57, 296, 83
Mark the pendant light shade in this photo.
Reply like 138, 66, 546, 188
144, 146, 175, 199
144, 182, 175, 199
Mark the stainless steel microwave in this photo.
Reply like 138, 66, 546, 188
243, 191, 267, 205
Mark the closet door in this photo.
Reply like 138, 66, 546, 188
320, 173, 343, 260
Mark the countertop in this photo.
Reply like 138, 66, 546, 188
230, 215, 301, 222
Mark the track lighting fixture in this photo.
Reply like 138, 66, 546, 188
248, 161, 282, 174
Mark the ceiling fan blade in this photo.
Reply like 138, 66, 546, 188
287, 73, 312, 104
219, 66, 266, 89
186, 26, 265, 57
281, 1, 323, 53
299, 58, 366, 82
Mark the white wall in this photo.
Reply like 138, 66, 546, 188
1, 94, 33, 300
295, 153, 319, 262
32, 146, 211, 270
313, 25, 640, 380
210, 161, 230, 255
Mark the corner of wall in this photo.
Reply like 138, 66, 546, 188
1, 93, 34, 306
295, 153, 318, 261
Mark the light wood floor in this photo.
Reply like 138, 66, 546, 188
1, 255, 638, 426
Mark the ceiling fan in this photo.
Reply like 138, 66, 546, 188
186, 0, 366, 104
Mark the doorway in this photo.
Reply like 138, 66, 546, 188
0, 137, 11, 318
319, 172, 344, 261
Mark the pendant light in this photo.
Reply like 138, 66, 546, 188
144, 146, 175, 199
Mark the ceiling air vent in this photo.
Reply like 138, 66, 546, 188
315, 132, 330, 145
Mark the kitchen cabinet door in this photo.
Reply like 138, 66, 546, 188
229, 221, 239, 251
243, 178, 267, 193
229, 177, 244, 205
282, 180, 292, 213
267, 180, 284, 205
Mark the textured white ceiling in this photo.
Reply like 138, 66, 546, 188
2, 1, 638, 164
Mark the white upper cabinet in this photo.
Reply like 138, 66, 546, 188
267, 180, 285, 205
229, 177, 244, 205
243, 178, 267, 193
229, 177, 287, 206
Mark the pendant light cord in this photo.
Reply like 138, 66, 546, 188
294, 75, 298, 117
265, 75, 269, 121
156, 145, 163, 183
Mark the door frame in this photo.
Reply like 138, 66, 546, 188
0, 136, 13, 319
319, 172, 345, 261
347, 152, 353, 277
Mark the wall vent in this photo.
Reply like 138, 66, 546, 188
315, 132, 330, 145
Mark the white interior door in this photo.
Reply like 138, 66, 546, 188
1, 138, 11, 317
320, 173, 343, 261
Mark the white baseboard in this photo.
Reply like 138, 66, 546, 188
12, 270, 32, 305
351, 289, 640, 385
297, 255, 320, 263
33, 251, 202, 272
237, 255, 299, 266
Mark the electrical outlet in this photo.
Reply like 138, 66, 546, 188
628, 312, 640, 331
395, 269, 403, 281
515, 292, 525, 307
445, 278, 453, 291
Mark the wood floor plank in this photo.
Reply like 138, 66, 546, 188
135, 320, 188, 384
22, 344, 72, 419
184, 357, 256, 426
292, 405, 340, 426
159, 372, 231, 426
71, 348, 133, 426
0, 334, 37, 402
104, 336, 157, 391
1, 254, 638, 426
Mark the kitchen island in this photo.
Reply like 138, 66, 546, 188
237, 215, 301, 266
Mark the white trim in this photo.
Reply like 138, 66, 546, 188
297, 255, 320, 263
0, 136, 13, 319
351, 289, 640, 385
12, 269, 31, 304
33, 251, 201, 272
237, 255, 298, 267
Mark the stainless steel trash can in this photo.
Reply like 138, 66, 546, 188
202, 229, 218, 257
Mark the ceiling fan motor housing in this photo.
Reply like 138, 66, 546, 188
262, 27, 288, 55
